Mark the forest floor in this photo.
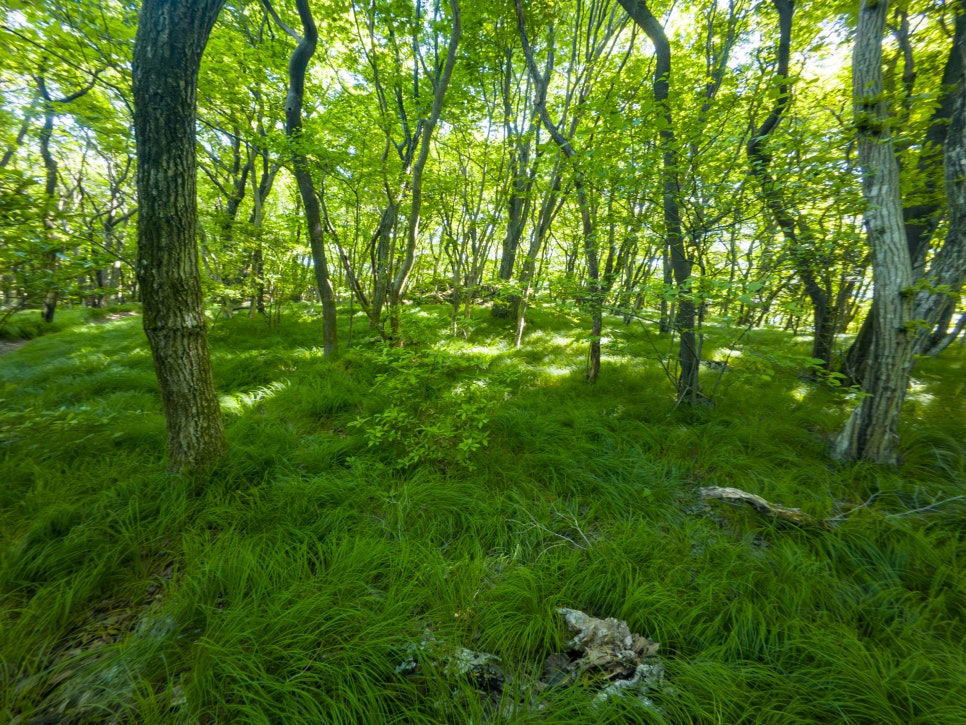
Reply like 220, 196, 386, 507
0, 340, 27, 356
0, 302, 964, 724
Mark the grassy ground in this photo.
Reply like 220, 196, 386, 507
1, 303, 964, 723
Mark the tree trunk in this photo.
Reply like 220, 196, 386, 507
132, 0, 227, 474
844, 10, 966, 382
388, 0, 462, 339
745, 0, 839, 371
515, 0, 602, 381
617, 0, 698, 400
833, 0, 914, 465
924, 307, 965, 357
37, 81, 59, 324
284, 0, 338, 356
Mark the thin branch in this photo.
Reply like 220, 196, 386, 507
258, 0, 301, 41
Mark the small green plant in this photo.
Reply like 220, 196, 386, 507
350, 344, 519, 470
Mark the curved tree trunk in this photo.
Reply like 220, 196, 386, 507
617, 0, 698, 400
284, 0, 338, 356
35, 74, 99, 324
132, 0, 227, 474
745, 0, 838, 371
515, 0, 603, 381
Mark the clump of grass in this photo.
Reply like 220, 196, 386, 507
1, 304, 964, 723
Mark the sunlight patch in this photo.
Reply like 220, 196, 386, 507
220, 380, 289, 415
541, 365, 573, 378
460, 344, 506, 356
791, 385, 811, 402
907, 379, 935, 406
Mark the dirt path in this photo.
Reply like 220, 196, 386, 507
91, 311, 140, 324
0, 312, 141, 357
0, 340, 28, 356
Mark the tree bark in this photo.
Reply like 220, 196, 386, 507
34, 73, 99, 323
515, 0, 603, 381
132, 0, 228, 474
284, 0, 338, 356
833, 0, 913, 465
617, 0, 698, 400
844, 10, 966, 381
746, 0, 838, 371
36, 78, 60, 324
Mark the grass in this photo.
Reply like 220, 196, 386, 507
1, 302, 964, 723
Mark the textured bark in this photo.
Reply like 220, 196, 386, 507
833, 0, 914, 465
617, 0, 698, 400
284, 0, 338, 355
133, 0, 227, 474
837, 1, 966, 462
914, 17, 966, 345
844, 10, 966, 381
700, 486, 833, 529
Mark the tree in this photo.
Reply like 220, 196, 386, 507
34, 72, 100, 322
844, 5, 966, 381
833, 0, 966, 464
273, 0, 339, 355
515, 0, 631, 382
132, 0, 227, 473
745, 0, 842, 371
617, 0, 701, 401
387, 0, 462, 339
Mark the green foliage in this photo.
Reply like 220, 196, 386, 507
1, 307, 964, 723
350, 338, 522, 471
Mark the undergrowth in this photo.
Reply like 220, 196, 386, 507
0, 303, 963, 723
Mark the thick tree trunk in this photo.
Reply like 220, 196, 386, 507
132, 0, 227, 474
844, 10, 966, 382
833, 0, 914, 465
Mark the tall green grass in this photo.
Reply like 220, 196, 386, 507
1, 303, 963, 723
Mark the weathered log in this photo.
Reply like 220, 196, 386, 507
700, 486, 834, 530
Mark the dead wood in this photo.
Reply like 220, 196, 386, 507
699, 486, 834, 530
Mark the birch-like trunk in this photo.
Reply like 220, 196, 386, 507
833, 0, 914, 464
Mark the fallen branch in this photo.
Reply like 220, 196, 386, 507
700, 486, 834, 530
